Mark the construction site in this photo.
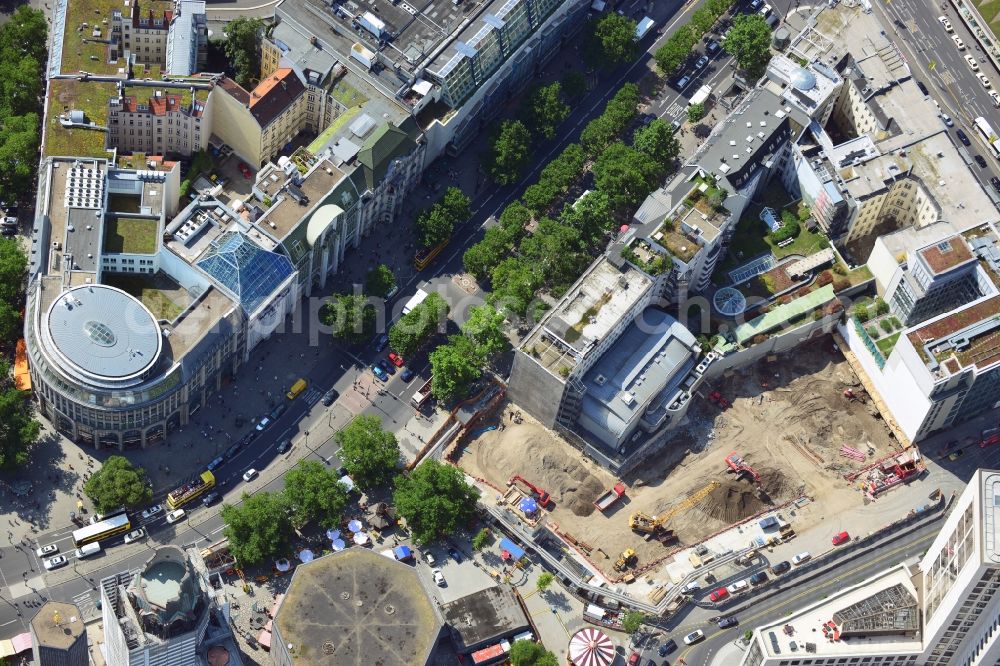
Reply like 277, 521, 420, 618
457, 338, 915, 577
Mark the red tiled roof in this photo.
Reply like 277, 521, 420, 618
219, 77, 251, 105
918, 235, 974, 275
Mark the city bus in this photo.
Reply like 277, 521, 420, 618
973, 116, 1000, 158
72, 511, 131, 547
166, 470, 216, 510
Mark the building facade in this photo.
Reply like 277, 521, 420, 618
110, 0, 207, 75
108, 84, 212, 156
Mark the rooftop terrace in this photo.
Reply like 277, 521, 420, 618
45, 79, 116, 158
754, 564, 922, 659
256, 159, 346, 241
909, 294, 1000, 374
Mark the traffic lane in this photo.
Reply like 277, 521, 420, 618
677, 522, 942, 664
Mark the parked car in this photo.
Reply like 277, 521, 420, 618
166, 509, 186, 524
680, 580, 702, 594
978, 73, 992, 89
659, 638, 677, 656
916, 80, 930, 96
243, 469, 259, 482
374, 333, 389, 352
718, 615, 739, 628
991, 176, 1000, 193
207, 455, 225, 471
953, 35, 966, 49
726, 579, 749, 594
975, 155, 988, 168
36, 544, 59, 557
123, 528, 145, 544
990, 90, 1000, 107
706, 39, 721, 54
749, 571, 769, 585
372, 364, 389, 382
141, 506, 163, 520
966, 54, 980, 71
938, 15, 952, 30
424, 550, 437, 566
276, 439, 292, 454
956, 129, 971, 146
388, 352, 404, 367
377, 359, 396, 375
400, 368, 415, 382
238, 162, 252, 179
627, 651, 641, 666
832, 531, 851, 546
321, 389, 338, 406
694, 55, 709, 70
201, 491, 220, 507
792, 551, 812, 565
432, 568, 446, 586
44, 555, 68, 571
683, 629, 705, 645
771, 560, 791, 575
447, 546, 463, 563
674, 74, 691, 90
709, 587, 729, 602
940, 113, 954, 127
270, 403, 287, 420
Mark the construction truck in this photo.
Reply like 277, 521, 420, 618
508, 475, 552, 507
613, 548, 638, 572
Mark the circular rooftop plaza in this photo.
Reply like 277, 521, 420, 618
44, 284, 162, 385
714, 286, 748, 316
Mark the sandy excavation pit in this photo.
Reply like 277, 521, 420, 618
458, 337, 903, 575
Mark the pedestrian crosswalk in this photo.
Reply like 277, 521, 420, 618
72, 589, 100, 620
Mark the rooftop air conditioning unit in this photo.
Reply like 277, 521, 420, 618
594, 374, 607, 386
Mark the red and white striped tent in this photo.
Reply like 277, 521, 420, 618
568, 627, 615, 666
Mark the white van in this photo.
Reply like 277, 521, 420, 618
75, 542, 101, 559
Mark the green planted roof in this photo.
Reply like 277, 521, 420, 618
735, 285, 837, 345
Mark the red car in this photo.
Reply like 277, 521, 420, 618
238, 162, 252, 179
709, 587, 729, 602
388, 352, 404, 367
832, 531, 850, 546
627, 651, 641, 666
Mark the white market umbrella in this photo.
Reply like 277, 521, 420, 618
326, 528, 340, 540
298, 549, 315, 563
275, 558, 291, 572
331, 538, 346, 551
348, 520, 363, 533
353, 532, 369, 545
568, 628, 615, 666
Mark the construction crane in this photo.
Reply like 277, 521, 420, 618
628, 481, 720, 539
507, 475, 552, 507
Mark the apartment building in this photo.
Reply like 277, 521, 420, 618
740, 468, 1000, 666
107, 84, 212, 156
110, 0, 207, 75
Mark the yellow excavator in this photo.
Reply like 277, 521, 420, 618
613, 548, 638, 572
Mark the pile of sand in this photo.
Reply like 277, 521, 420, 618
469, 422, 610, 517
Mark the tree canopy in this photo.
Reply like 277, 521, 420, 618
0, 359, 39, 470
416, 187, 470, 248
388, 292, 449, 357
429, 334, 485, 403
461, 304, 509, 359
0, 8, 46, 203
223, 18, 264, 88
687, 101, 706, 123
725, 14, 773, 79
394, 460, 481, 544
221, 492, 293, 565
523, 82, 570, 139
633, 119, 680, 171
489, 258, 543, 317
489, 120, 533, 185
592, 142, 661, 212
322, 293, 377, 345
83, 456, 152, 513
283, 460, 349, 528
592, 12, 638, 65
336, 415, 401, 489
509, 640, 559, 666
365, 264, 397, 299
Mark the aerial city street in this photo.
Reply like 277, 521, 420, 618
1, 0, 1000, 663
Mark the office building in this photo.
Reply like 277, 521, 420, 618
740, 468, 1000, 665
107, 83, 212, 156
30, 601, 89, 666
109, 0, 207, 76
100, 545, 242, 666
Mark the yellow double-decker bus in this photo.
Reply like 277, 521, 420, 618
166, 471, 215, 510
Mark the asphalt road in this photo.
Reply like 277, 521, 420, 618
879, 0, 1000, 194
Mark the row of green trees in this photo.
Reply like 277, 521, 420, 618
655, 5, 773, 81
388, 292, 450, 357
415, 187, 472, 248
489, 80, 574, 185
428, 304, 509, 402
0, 7, 47, 209
653, 0, 734, 74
